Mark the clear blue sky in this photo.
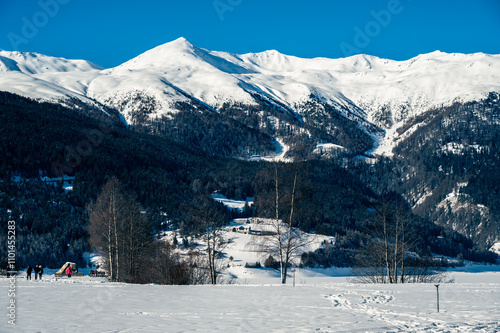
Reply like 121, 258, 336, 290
1, 0, 499, 68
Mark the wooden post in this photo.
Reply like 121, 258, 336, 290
435, 284, 440, 312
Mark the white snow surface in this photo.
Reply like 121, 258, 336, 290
2, 268, 499, 332
1, 38, 499, 153
3, 212, 500, 332
162, 216, 332, 272
0, 51, 101, 102
211, 193, 253, 212
490, 242, 500, 256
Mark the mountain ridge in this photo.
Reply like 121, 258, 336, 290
1, 37, 500, 157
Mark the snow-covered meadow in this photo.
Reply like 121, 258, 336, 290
4, 195, 498, 332
1, 267, 499, 332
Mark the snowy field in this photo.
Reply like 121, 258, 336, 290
1, 268, 499, 333
4, 196, 498, 332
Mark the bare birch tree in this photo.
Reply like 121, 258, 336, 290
88, 177, 124, 281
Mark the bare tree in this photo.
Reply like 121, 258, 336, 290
254, 163, 313, 284
120, 195, 151, 282
394, 204, 411, 283
189, 195, 227, 284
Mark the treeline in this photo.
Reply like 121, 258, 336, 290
0, 92, 124, 178
300, 190, 498, 272
134, 100, 276, 158
253, 161, 376, 234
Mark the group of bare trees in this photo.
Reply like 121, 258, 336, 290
352, 198, 451, 284
88, 178, 230, 285
87, 177, 152, 283
367, 202, 410, 284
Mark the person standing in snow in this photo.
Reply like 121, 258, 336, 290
33, 265, 39, 280
38, 265, 44, 280
26, 265, 33, 280
66, 265, 72, 278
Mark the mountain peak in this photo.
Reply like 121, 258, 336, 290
116, 37, 199, 70
164, 37, 195, 51
147, 37, 197, 55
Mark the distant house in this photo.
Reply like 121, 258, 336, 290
231, 226, 253, 234
40, 175, 75, 185
40, 175, 75, 192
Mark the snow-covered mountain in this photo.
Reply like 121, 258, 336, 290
0, 50, 103, 108
1, 37, 500, 154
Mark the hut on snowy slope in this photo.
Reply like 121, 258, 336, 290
54, 262, 83, 277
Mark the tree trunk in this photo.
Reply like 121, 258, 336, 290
282, 172, 297, 284
108, 197, 115, 282
400, 222, 406, 283
383, 211, 392, 284
274, 164, 286, 284
207, 225, 216, 284
129, 221, 134, 280
393, 215, 399, 284
108, 223, 113, 281
112, 192, 120, 282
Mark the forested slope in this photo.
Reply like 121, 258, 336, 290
0, 93, 494, 268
